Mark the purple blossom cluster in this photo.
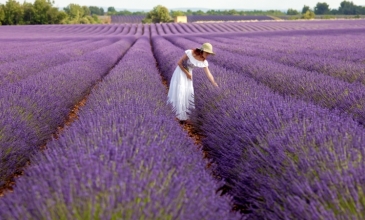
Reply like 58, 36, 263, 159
0, 36, 239, 219
0, 37, 136, 187
152, 35, 365, 218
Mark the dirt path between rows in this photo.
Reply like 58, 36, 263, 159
0, 95, 88, 197
152, 41, 246, 215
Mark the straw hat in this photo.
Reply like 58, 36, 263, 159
197, 42, 215, 55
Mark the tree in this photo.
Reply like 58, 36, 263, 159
170, 10, 185, 17
302, 10, 315, 19
82, 6, 90, 16
131, 11, 146, 15
227, 9, 238, 15
2, 0, 23, 25
89, 6, 104, 15
47, 6, 65, 24
142, 5, 171, 23
114, 9, 132, 15
55, 10, 67, 23
63, 3, 102, 24
302, 5, 310, 14
22, 2, 34, 24
315, 2, 330, 15
107, 6, 116, 14
64, 4, 84, 20
339, 1, 356, 14
193, 10, 205, 15
287, 8, 299, 15
206, 9, 219, 15
185, 9, 193, 15
33, 0, 53, 24
0, 5, 4, 24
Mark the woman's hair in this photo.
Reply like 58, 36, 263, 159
192, 48, 205, 60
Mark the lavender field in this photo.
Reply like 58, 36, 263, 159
1, 19, 365, 219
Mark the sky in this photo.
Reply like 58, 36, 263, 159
1, 0, 364, 11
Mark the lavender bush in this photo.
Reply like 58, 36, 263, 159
0, 37, 136, 187
0, 39, 119, 86
1, 20, 365, 219
167, 36, 365, 127
0, 36, 239, 220
152, 35, 365, 219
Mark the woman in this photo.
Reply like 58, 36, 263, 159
167, 42, 218, 123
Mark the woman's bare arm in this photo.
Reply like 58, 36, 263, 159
204, 67, 218, 87
177, 54, 192, 80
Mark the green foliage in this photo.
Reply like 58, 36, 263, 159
82, 6, 90, 16
55, 10, 67, 23
112, 9, 131, 15
22, 2, 34, 24
302, 5, 311, 14
302, 10, 316, 19
31, 0, 52, 24
142, 5, 171, 24
0, 5, 4, 24
64, 4, 84, 20
170, 10, 185, 17
1, 0, 364, 25
107, 6, 116, 13
89, 6, 104, 15
193, 10, 205, 15
339, 0, 365, 15
315, 2, 330, 15
0, 0, 98, 25
111, 10, 147, 16
61, 3, 101, 24
287, 8, 299, 15
2, 0, 24, 25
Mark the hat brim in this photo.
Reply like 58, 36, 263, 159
196, 47, 215, 55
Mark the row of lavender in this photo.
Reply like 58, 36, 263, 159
0, 24, 144, 39
2, 20, 365, 39
0, 37, 136, 187
152, 35, 365, 219
0, 38, 120, 86
176, 33, 365, 127
151, 20, 365, 36
206, 30, 365, 85
226, 31, 365, 63
0, 37, 239, 219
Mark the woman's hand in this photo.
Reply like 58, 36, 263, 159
204, 67, 218, 87
186, 72, 193, 80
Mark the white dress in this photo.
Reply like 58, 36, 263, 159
167, 49, 209, 120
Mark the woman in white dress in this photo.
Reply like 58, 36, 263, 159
167, 43, 218, 123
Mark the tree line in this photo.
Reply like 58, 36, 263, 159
0, 0, 364, 25
0, 0, 106, 25
287, 1, 365, 15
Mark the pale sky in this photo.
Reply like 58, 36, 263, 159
1, 0, 364, 11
